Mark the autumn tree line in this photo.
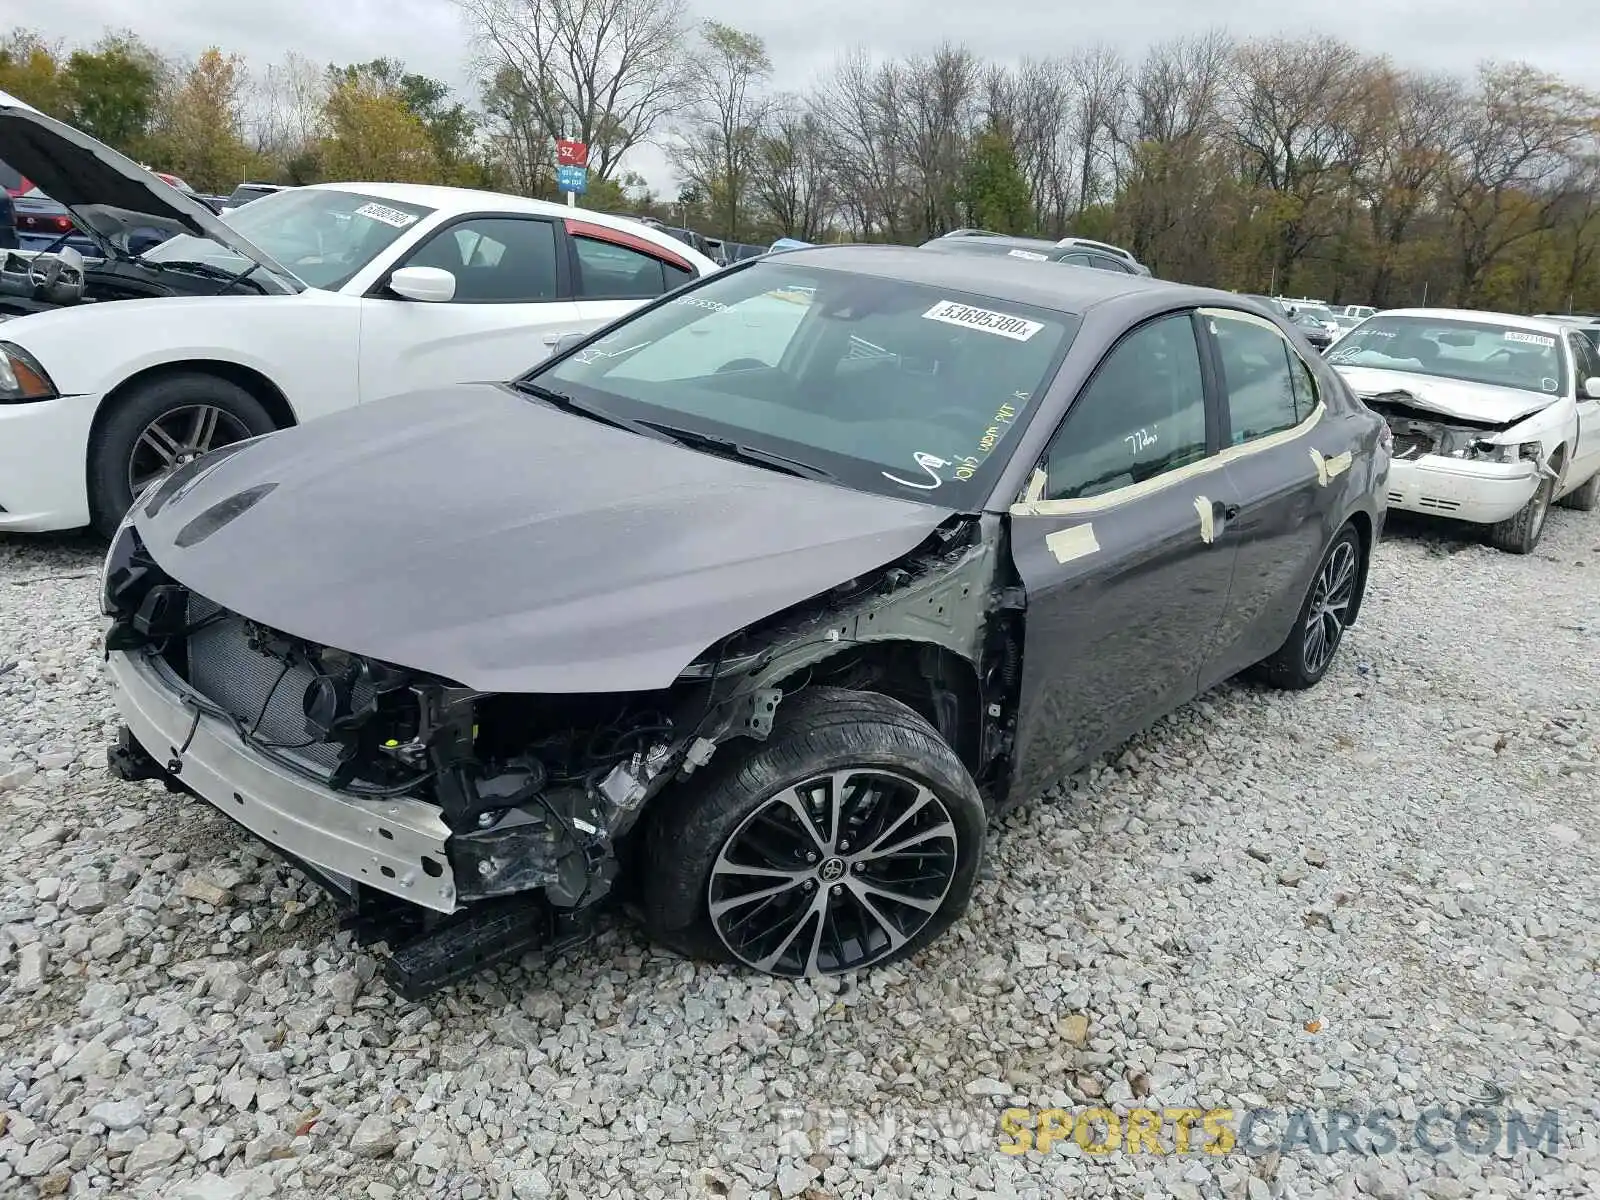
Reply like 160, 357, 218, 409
3, 12, 1598, 312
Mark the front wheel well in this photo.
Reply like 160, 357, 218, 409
89, 361, 297, 457
765, 641, 985, 778
1344, 509, 1374, 628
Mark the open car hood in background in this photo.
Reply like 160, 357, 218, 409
131, 384, 958, 695
0, 89, 293, 277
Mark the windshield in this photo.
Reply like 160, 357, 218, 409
140, 187, 434, 290
1296, 305, 1334, 323
1328, 314, 1568, 395
527, 260, 1079, 505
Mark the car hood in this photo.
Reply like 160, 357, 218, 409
133, 385, 956, 694
0, 90, 291, 275
1332, 365, 1560, 424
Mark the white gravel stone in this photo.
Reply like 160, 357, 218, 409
3, 508, 1599, 1199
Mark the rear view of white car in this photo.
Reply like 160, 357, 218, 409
1328, 308, 1600, 553
0, 92, 718, 536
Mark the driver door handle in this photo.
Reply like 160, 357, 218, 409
1194, 496, 1240, 544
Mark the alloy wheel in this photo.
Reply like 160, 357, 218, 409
1301, 538, 1358, 677
707, 768, 959, 977
127, 405, 253, 494
1528, 480, 1551, 543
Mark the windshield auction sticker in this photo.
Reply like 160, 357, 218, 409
923, 300, 1043, 341
1503, 331, 1555, 347
353, 202, 420, 229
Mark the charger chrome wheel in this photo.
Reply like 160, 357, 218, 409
707, 767, 959, 977
127, 404, 253, 494
1301, 536, 1357, 677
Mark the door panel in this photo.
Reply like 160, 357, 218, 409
1009, 482, 1240, 801
1197, 307, 1340, 684
1566, 334, 1600, 482
1005, 310, 1238, 800
357, 215, 581, 401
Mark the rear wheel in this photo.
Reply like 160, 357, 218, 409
641, 687, 986, 977
88, 373, 277, 536
1488, 474, 1554, 554
1257, 522, 1363, 691
1556, 468, 1600, 512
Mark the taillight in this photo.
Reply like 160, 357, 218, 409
52, 216, 73, 232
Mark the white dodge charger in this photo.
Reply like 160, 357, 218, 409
0, 91, 718, 535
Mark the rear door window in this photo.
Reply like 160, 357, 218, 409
1206, 309, 1313, 443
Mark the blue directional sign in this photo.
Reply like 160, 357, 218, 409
556, 165, 588, 195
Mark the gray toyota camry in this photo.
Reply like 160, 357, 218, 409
100, 246, 1391, 997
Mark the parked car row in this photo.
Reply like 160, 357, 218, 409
7, 87, 1598, 998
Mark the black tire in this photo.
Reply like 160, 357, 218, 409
88, 372, 277, 537
640, 687, 986, 978
1487, 474, 1554, 554
1556, 468, 1600, 512
1257, 522, 1364, 691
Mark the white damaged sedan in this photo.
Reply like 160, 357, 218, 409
1328, 308, 1600, 553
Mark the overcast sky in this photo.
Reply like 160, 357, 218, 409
22, 0, 1597, 193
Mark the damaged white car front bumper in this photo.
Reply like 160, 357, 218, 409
1383, 455, 1543, 524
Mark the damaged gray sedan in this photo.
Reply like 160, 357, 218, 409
101, 247, 1388, 997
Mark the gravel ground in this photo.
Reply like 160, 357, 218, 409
1, 510, 1597, 1200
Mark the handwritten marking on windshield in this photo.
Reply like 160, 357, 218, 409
883, 451, 950, 490
977, 402, 1019, 456
1124, 426, 1158, 452
573, 341, 650, 365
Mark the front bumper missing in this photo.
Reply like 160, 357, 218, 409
105, 648, 459, 912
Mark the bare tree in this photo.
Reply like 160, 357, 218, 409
898, 44, 983, 236
1066, 45, 1127, 219
809, 49, 910, 239
984, 58, 1077, 231
675, 21, 772, 240
1227, 35, 1371, 291
1439, 63, 1594, 303
1107, 31, 1234, 274
456, 0, 689, 180
1345, 67, 1463, 304
749, 97, 835, 239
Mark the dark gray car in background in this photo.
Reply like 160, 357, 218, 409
101, 247, 1388, 997
922, 232, 1152, 276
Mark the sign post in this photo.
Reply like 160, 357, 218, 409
555, 139, 589, 207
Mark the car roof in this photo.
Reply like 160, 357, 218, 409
768, 243, 1219, 316
298, 181, 721, 271
1374, 307, 1573, 335
926, 234, 1061, 252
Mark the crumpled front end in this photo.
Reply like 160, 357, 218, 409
99, 521, 698, 918
1360, 390, 1554, 524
